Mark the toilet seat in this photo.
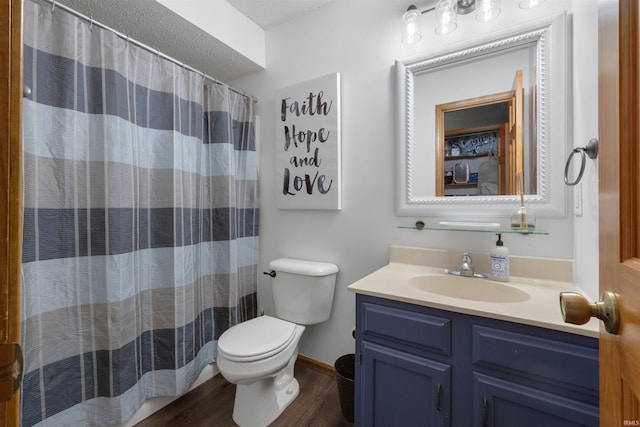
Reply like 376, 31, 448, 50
218, 316, 297, 362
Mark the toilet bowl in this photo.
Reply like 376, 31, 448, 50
216, 258, 338, 427
217, 316, 305, 427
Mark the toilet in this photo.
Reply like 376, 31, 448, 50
216, 258, 339, 427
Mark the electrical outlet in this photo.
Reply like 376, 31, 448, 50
574, 182, 583, 217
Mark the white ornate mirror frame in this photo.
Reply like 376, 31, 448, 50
395, 12, 569, 218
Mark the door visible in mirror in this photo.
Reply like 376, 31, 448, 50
435, 70, 528, 196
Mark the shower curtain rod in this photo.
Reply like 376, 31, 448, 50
38, 0, 258, 104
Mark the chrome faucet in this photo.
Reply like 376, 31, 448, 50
449, 252, 484, 278
459, 252, 474, 277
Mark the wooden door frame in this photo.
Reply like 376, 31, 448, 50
0, 0, 23, 424
435, 91, 513, 196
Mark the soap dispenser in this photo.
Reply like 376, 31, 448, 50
490, 234, 509, 281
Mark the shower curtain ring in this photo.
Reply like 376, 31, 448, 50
51, 1, 56, 12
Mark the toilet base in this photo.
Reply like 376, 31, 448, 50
231, 354, 300, 427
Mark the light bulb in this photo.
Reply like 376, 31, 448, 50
402, 5, 422, 44
519, 0, 545, 9
435, 0, 458, 35
476, 0, 501, 22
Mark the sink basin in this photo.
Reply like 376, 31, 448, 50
409, 275, 530, 303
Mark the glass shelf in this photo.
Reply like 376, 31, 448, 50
398, 225, 548, 235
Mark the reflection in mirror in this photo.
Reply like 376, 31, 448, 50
395, 12, 568, 217
414, 43, 535, 198
436, 70, 529, 196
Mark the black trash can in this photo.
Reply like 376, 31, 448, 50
334, 353, 355, 423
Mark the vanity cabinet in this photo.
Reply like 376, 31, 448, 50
355, 294, 599, 426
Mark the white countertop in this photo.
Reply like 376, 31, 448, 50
348, 256, 600, 338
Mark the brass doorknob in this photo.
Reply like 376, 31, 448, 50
559, 291, 620, 334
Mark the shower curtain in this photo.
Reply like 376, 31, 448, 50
20, 1, 258, 426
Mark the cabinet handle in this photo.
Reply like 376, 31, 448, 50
435, 384, 442, 412
482, 397, 489, 427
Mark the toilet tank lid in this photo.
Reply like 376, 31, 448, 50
269, 258, 338, 276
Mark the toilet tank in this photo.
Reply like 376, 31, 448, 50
268, 258, 339, 325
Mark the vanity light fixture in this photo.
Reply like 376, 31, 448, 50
401, 0, 504, 44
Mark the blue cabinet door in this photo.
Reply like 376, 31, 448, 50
359, 341, 451, 426
473, 373, 599, 427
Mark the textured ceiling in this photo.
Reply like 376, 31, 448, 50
46, 0, 335, 82
226, 0, 336, 29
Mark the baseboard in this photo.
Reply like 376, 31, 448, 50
297, 354, 335, 377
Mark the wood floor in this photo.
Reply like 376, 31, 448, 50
135, 358, 354, 427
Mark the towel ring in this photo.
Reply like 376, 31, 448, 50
564, 138, 598, 186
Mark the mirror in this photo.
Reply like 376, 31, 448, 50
396, 12, 568, 218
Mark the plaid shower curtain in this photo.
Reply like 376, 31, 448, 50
20, 1, 258, 425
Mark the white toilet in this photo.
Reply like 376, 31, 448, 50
216, 258, 339, 427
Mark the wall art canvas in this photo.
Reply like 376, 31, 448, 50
275, 72, 341, 210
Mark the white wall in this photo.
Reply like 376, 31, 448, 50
230, 0, 599, 366
570, 0, 599, 302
